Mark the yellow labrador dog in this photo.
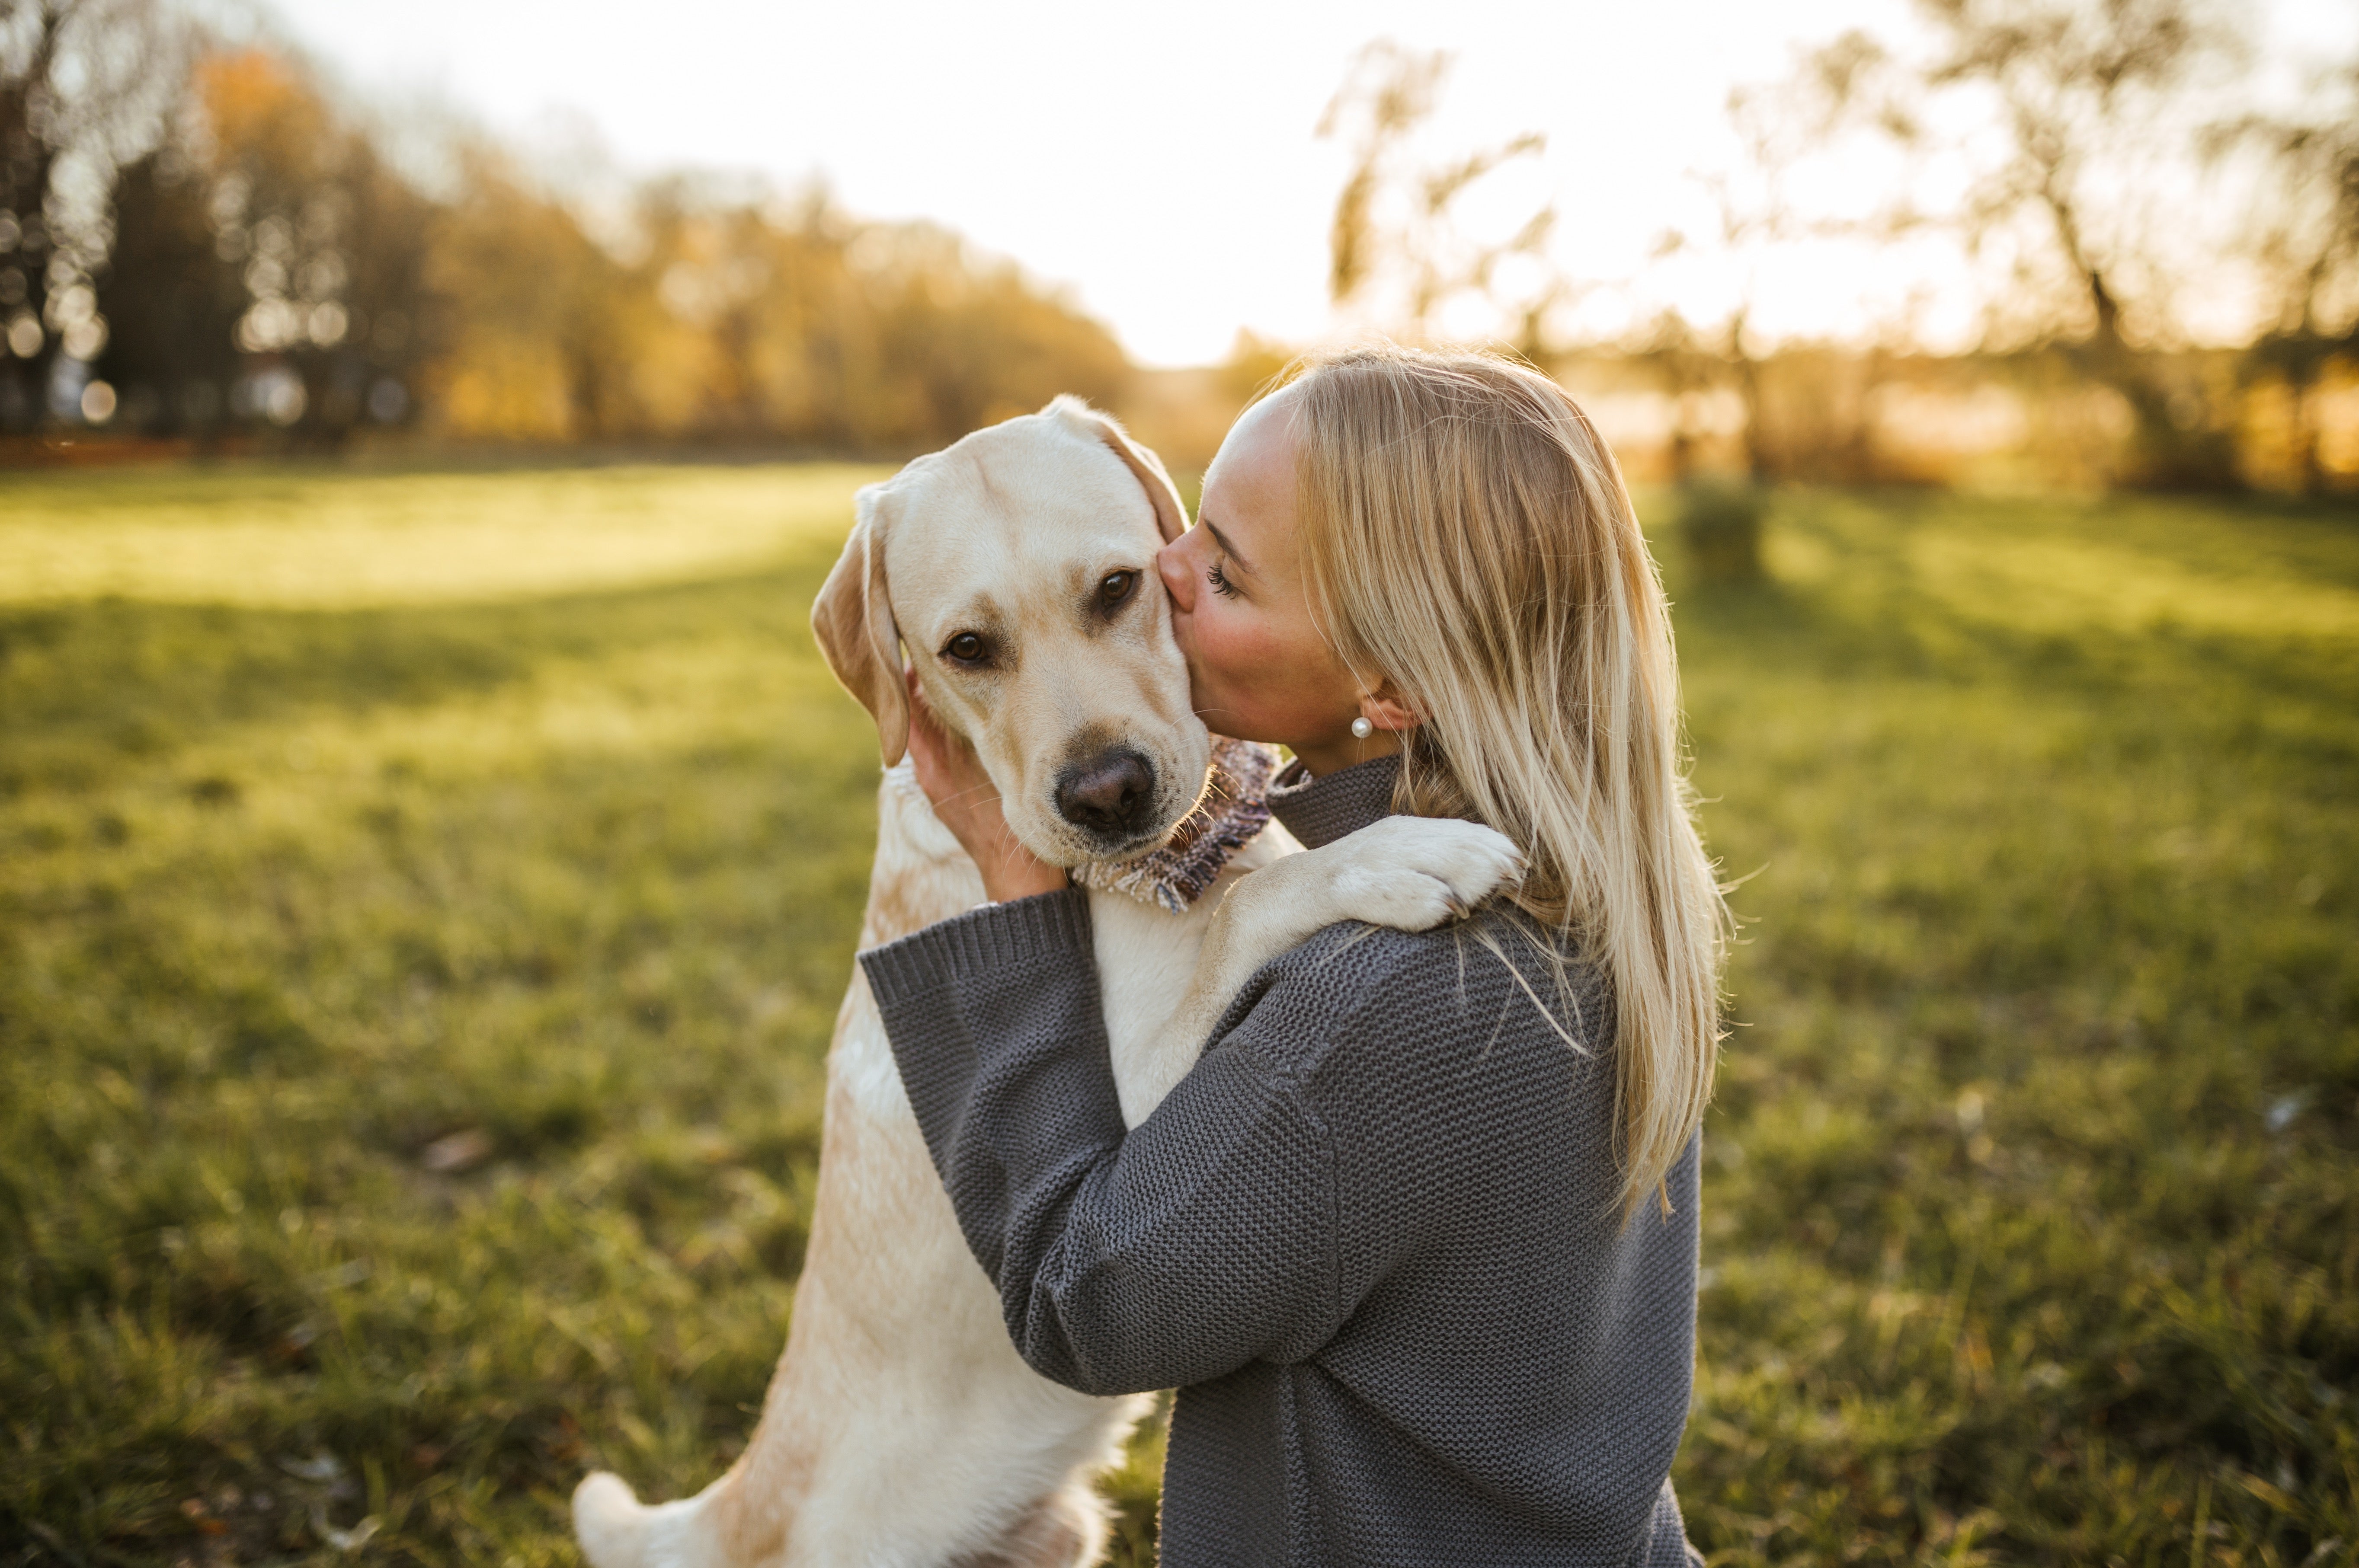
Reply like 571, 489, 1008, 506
574, 399, 1520, 1568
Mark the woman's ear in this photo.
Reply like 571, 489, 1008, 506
811, 483, 911, 765
1358, 681, 1421, 735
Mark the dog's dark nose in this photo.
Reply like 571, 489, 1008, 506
1056, 749, 1156, 837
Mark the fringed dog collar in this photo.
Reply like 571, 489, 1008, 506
1073, 737, 1280, 914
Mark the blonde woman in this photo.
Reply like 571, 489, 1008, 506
864, 345, 1728, 1565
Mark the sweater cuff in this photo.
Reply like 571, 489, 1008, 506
859, 888, 1094, 1007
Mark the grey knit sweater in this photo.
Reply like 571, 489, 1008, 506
860, 757, 1702, 1567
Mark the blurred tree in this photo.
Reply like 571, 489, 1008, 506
1318, 39, 1559, 352
1630, 307, 1721, 483
632, 179, 766, 438
425, 167, 1127, 451
748, 190, 893, 447
20, 18, 1135, 453
1, 0, 187, 431
1804, 0, 2246, 487
427, 147, 652, 441
1648, 112, 1784, 482
0, 0, 70, 428
1654, 56, 1916, 485
1217, 329, 1295, 410
2212, 64, 2359, 494
861, 218, 1128, 443
92, 140, 243, 435
191, 48, 435, 444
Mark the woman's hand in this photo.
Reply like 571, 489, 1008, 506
903, 667, 1069, 904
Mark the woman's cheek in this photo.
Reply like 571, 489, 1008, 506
1181, 603, 1249, 711
1198, 599, 1278, 682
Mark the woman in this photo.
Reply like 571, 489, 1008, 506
860, 345, 1728, 1565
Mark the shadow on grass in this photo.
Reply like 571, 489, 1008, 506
1674, 491, 2354, 703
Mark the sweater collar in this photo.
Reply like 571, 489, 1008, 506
1266, 754, 1400, 849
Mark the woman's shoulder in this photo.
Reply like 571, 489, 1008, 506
1232, 906, 1613, 1079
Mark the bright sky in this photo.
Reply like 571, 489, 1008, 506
272, 0, 2356, 367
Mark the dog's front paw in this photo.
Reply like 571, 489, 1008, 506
1319, 815, 1527, 932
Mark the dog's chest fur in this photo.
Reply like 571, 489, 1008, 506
845, 761, 1295, 1129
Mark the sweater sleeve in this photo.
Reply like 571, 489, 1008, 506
859, 889, 1343, 1396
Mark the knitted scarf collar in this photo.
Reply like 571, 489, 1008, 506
1072, 737, 1280, 913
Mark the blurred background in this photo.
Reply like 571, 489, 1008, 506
2, 0, 2354, 489
3, 2, 2355, 1566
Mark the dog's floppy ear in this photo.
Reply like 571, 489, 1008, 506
811, 482, 910, 766
1047, 395, 1189, 544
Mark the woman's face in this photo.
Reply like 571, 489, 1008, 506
1156, 389, 1402, 774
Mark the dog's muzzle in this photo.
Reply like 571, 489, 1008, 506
1055, 747, 1159, 844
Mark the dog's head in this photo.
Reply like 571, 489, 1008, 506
811, 396, 1208, 866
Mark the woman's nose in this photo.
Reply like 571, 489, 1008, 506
1157, 539, 1194, 612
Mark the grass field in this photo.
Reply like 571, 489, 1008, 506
1, 461, 2353, 1567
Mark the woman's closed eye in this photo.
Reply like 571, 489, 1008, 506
1207, 561, 1242, 599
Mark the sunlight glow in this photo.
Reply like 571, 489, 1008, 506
276, 0, 2358, 366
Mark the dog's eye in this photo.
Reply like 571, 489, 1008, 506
944, 632, 987, 664
1098, 571, 1138, 610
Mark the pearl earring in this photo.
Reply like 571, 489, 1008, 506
1351, 716, 1374, 739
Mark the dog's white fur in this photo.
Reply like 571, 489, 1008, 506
573, 399, 1520, 1568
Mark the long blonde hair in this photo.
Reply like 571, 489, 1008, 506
1287, 344, 1729, 1221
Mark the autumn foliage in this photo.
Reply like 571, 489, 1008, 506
5, 27, 1128, 451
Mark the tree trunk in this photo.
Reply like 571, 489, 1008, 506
0, 6, 66, 430
2286, 357, 2323, 498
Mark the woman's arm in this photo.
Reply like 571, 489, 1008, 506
861, 894, 1344, 1395
881, 675, 1522, 1389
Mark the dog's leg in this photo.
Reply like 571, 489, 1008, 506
573, 791, 1519, 1567
1164, 814, 1526, 1053
576, 776, 999, 1568
946, 1480, 1108, 1568
572, 1051, 871, 1568
576, 1014, 1056, 1568
574, 1100, 1137, 1568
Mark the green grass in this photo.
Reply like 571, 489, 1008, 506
1677, 489, 2358, 1568
1, 463, 2353, 1567
0, 463, 884, 609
